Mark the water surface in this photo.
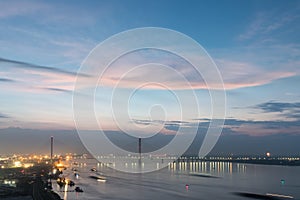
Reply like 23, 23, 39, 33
53, 159, 300, 200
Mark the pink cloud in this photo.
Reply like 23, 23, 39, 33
0, 65, 78, 94
216, 60, 296, 90
231, 123, 300, 136
92, 59, 296, 90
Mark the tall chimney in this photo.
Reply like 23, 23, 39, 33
138, 138, 142, 167
50, 136, 53, 163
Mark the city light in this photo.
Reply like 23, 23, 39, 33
14, 161, 22, 168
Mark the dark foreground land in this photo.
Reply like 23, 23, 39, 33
0, 164, 62, 200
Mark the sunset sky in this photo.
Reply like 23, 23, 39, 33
0, 0, 299, 139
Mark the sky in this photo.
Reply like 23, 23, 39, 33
0, 0, 300, 151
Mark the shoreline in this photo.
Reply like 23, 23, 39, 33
176, 157, 300, 166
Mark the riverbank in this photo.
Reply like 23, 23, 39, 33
0, 164, 62, 200
177, 156, 300, 166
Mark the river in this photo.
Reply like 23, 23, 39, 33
52, 158, 300, 200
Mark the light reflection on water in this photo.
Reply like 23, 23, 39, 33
168, 161, 245, 174
63, 184, 68, 200
53, 159, 300, 200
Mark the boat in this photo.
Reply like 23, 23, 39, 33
90, 167, 97, 172
75, 187, 83, 192
89, 175, 106, 183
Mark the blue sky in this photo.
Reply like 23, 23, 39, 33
0, 0, 299, 138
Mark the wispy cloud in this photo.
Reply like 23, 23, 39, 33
89, 48, 297, 90
0, 113, 9, 119
0, 78, 15, 82
211, 41, 300, 92
0, 57, 92, 94
255, 101, 300, 113
129, 119, 191, 135
227, 119, 300, 136
0, 1, 49, 19
0, 57, 89, 77
215, 59, 296, 89
197, 118, 300, 137
4, 25, 96, 63
253, 101, 300, 120
132, 119, 188, 126
43, 87, 72, 93
238, 10, 300, 41
0, 1, 96, 26
133, 117, 300, 136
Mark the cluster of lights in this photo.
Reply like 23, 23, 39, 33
96, 154, 178, 160
12, 161, 34, 168
0, 153, 63, 169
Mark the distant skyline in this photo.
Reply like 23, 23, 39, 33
0, 0, 299, 143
